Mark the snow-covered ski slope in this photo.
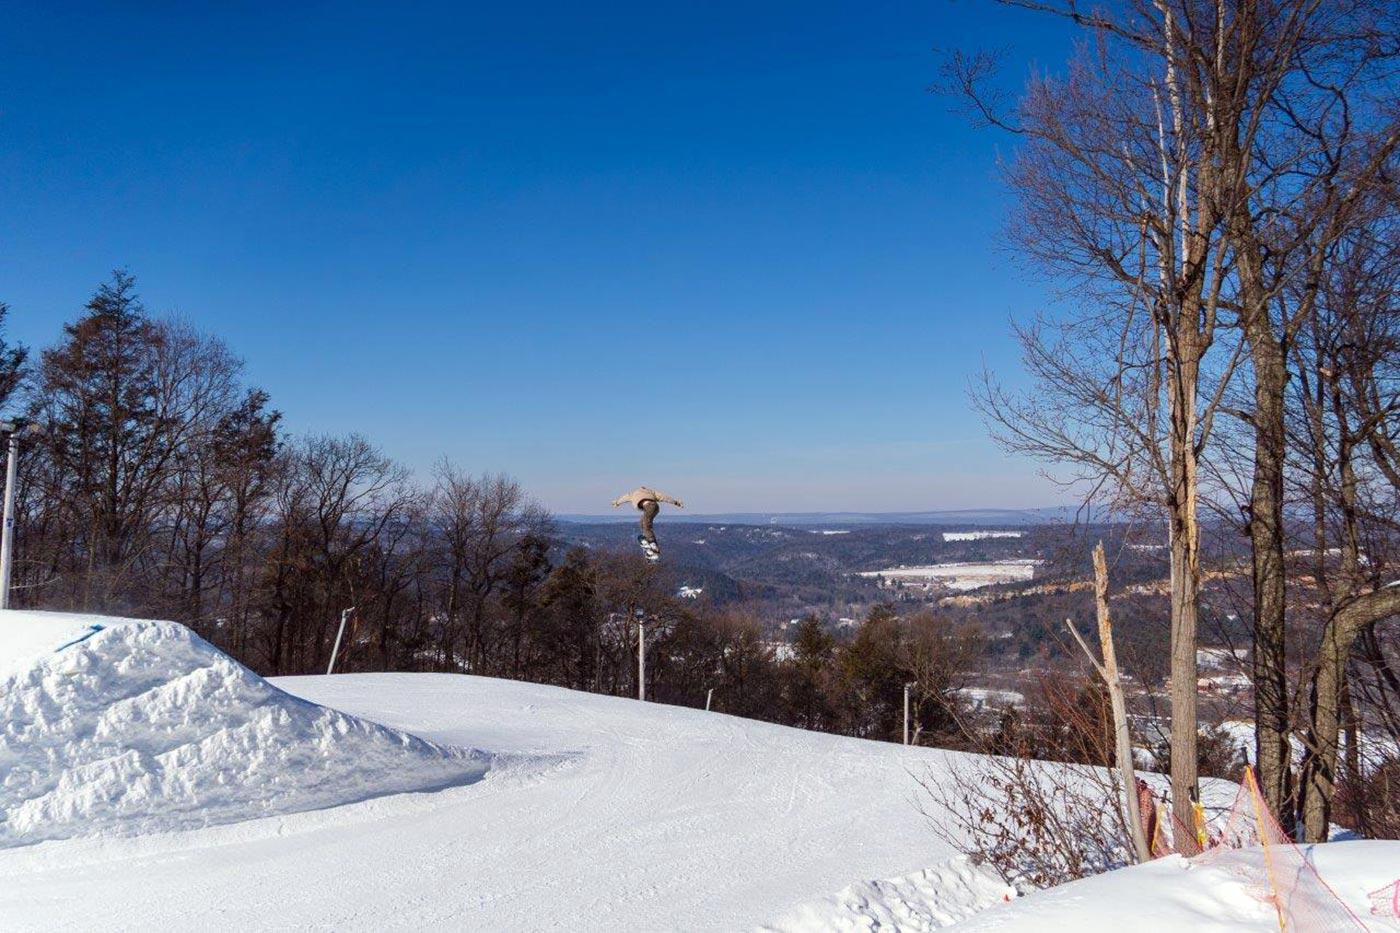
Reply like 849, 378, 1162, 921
2, 610, 1395, 930
0, 610, 1019, 924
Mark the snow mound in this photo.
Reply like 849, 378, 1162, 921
0, 610, 138, 676
763, 855, 1016, 932
0, 611, 487, 847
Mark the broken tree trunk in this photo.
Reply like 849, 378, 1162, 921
1067, 541, 1152, 864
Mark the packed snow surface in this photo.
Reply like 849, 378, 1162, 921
0, 611, 486, 848
0, 634, 1011, 930
2, 611, 1392, 930
946, 841, 1400, 931
764, 855, 1016, 931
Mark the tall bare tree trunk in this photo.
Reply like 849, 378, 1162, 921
1239, 255, 1293, 819
1167, 335, 1204, 854
1167, 508, 1201, 852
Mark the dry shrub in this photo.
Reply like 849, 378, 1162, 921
1333, 755, 1400, 839
916, 752, 1136, 890
919, 675, 1138, 891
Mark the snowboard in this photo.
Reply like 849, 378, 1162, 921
638, 535, 660, 562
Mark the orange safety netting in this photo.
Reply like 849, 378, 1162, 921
1138, 767, 1367, 932
1370, 879, 1400, 920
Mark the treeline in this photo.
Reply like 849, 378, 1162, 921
963, 0, 1400, 842
1, 276, 988, 745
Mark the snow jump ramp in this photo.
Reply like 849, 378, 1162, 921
0, 610, 487, 848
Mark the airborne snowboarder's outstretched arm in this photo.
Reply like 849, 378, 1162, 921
612, 487, 684, 509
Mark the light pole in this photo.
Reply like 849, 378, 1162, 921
326, 607, 355, 675
0, 419, 38, 611
903, 681, 918, 746
637, 613, 647, 701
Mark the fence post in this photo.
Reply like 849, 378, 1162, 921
903, 681, 917, 745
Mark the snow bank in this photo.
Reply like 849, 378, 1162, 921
763, 855, 1016, 932
945, 841, 1400, 931
0, 611, 487, 847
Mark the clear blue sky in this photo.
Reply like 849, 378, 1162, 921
1, 1, 1077, 514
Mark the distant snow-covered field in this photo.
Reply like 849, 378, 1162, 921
859, 559, 1040, 590
942, 530, 1023, 542
957, 686, 1027, 709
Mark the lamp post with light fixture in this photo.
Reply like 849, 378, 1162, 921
0, 419, 41, 610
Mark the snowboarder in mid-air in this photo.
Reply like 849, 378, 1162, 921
612, 487, 684, 561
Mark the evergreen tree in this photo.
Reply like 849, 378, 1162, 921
787, 615, 834, 729
500, 532, 553, 676
834, 603, 906, 740
541, 547, 600, 691
36, 270, 165, 605
0, 303, 27, 411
